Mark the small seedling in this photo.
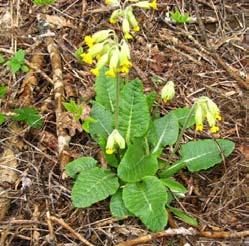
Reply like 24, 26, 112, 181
170, 10, 191, 24
6, 49, 29, 74
12, 107, 43, 128
63, 100, 83, 121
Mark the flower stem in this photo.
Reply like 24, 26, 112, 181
170, 104, 196, 158
114, 75, 120, 129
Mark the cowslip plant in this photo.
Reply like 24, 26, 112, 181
66, 0, 235, 232
65, 67, 235, 232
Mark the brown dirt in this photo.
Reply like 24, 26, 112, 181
0, 0, 248, 245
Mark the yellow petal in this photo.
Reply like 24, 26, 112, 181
106, 148, 115, 155
84, 36, 94, 48
90, 68, 99, 76
105, 69, 116, 78
150, 0, 157, 10
210, 125, 219, 133
81, 53, 93, 64
196, 124, 203, 132
124, 32, 133, 40
133, 25, 140, 32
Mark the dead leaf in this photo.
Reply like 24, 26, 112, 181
37, 14, 74, 29
239, 144, 249, 160
39, 131, 58, 150
60, 112, 82, 137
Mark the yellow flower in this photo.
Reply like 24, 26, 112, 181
196, 124, 204, 132
150, 0, 157, 10
110, 18, 117, 24
81, 53, 93, 64
106, 129, 125, 154
119, 66, 129, 74
84, 35, 94, 48
105, 69, 116, 78
125, 32, 133, 40
90, 68, 99, 76
133, 25, 140, 32
109, 9, 123, 24
210, 125, 219, 133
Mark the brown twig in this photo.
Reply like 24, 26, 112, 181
116, 227, 249, 246
50, 216, 94, 246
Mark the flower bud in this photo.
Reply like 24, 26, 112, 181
161, 81, 175, 103
105, 0, 120, 6
106, 129, 125, 154
109, 9, 123, 24
126, 7, 140, 32
122, 18, 133, 39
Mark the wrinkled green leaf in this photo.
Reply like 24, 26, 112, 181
146, 91, 157, 110
89, 102, 113, 140
159, 162, 186, 178
12, 107, 43, 128
180, 139, 235, 172
119, 79, 150, 143
123, 176, 168, 232
72, 167, 119, 208
149, 112, 179, 153
110, 189, 132, 218
21, 65, 29, 73
95, 67, 118, 112
65, 157, 97, 178
169, 207, 198, 226
170, 10, 190, 24
118, 140, 158, 182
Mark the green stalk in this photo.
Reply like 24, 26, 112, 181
170, 104, 196, 158
114, 75, 120, 129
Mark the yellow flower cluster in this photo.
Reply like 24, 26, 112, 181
107, 1, 157, 40
81, 30, 132, 78
194, 97, 222, 133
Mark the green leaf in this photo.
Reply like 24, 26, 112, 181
14, 49, 25, 63
149, 113, 179, 153
63, 100, 83, 121
21, 65, 29, 73
170, 10, 190, 24
180, 139, 235, 172
95, 67, 117, 112
160, 178, 187, 196
89, 102, 113, 140
123, 176, 168, 232
110, 189, 132, 218
12, 107, 43, 128
0, 85, 7, 98
172, 107, 195, 128
118, 140, 158, 182
72, 167, 119, 208
74, 46, 84, 62
33, 0, 56, 5
82, 116, 96, 133
65, 157, 97, 178
0, 54, 5, 64
119, 79, 150, 142
169, 207, 198, 226
146, 91, 157, 110
0, 113, 6, 124
8, 61, 21, 73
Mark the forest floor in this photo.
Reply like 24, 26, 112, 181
0, 0, 248, 245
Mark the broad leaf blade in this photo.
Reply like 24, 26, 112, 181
150, 113, 179, 153
72, 167, 119, 208
119, 79, 150, 142
95, 67, 117, 112
180, 139, 235, 172
172, 107, 195, 128
110, 189, 132, 218
118, 141, 158, 182
123, 176, 168, 232
65, 157, 97, 178
89, 102, 113, 140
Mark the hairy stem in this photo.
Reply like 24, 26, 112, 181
114, 76, 120, 129
170, 104, 196, 158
